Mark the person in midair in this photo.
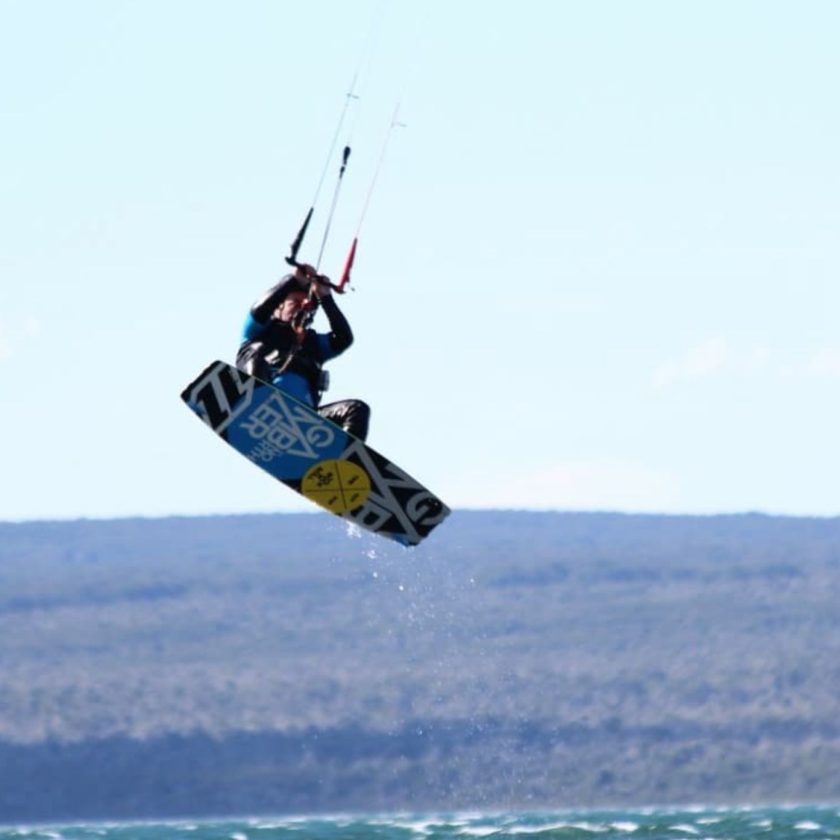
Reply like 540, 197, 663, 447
236, 263, 370, 440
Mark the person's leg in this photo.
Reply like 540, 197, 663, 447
318, 399, 371, 441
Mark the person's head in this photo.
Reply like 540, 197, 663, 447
276, 289, 309, 323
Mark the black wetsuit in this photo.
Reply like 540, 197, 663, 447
236, 275, 370, 441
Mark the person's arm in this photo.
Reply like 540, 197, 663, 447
320, 295, 353, 355
312, 278, 353, 358
250, 274, 304, 323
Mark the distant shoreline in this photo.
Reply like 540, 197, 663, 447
2, 512, 839, 821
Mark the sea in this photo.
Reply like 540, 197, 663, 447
2, 806, 840, 840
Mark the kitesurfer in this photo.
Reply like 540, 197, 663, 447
236, 264, 370, 441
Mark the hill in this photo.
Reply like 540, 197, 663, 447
1, 511, 840, 820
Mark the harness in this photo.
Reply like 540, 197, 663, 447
257, 322, 329, 404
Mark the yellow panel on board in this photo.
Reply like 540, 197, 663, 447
301, 459, 371, 514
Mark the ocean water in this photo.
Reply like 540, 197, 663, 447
3, 807, 840, 840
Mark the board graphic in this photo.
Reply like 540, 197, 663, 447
181, 361, 450, 546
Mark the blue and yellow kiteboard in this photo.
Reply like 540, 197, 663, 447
181, 361, 450, 546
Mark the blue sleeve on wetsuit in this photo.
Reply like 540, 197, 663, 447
241, 313, 267, 343
316, 333, 341, 363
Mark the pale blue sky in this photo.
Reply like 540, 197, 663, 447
3, 1, 839, 520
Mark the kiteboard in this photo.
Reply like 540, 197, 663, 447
181, 360, 450, 546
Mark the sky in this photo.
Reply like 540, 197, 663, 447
2, 0, 840, 521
